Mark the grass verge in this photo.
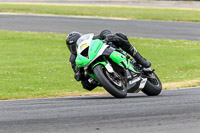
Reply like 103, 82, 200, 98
0, 4, 200, 22
0, 30, 200, 99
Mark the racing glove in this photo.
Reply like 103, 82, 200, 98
74, 66, 84, 81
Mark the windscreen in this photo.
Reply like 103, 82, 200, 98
76, 33, 94, 46
76, 33, 94, 53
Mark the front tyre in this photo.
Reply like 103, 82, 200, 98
93, 65, 127, 98
142, 72, 162, 96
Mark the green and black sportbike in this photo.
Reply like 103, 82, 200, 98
75, 33, 162, 98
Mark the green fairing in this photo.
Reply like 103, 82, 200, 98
127, 59, 137, 72
109, 51, 136, 72
75, 54, 90, 67
89, 39, 104, 60
75, 39, 104, 67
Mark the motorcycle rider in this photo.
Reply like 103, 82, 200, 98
66, 30, 151, 91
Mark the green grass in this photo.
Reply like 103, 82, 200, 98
0, 30, 200, 99
0, 4, 200, 22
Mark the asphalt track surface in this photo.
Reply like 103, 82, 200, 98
0, 87, 200, 133
1, 14, 200, 41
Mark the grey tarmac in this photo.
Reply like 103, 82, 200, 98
0, 14, 200, 41
0, 87, 200, 133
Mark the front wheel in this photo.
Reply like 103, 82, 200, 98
93, 65, 127, 98
142, 72, 162, 96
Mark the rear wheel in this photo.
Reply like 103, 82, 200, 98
142, 72, 162, 96
93, 65, 127, 98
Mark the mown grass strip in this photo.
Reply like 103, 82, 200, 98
0, 4, 200, 22
0, 30, 200, 99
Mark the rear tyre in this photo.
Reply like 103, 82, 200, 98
93, 65, 127, 98
142, 72, 162, 96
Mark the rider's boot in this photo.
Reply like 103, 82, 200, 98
127, 45, 151, 68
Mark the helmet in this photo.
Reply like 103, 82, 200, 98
66, 31, 82, 54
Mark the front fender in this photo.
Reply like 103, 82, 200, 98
92, 61, 115, 73
90, 62, 108, 82
92, 62, 107, 70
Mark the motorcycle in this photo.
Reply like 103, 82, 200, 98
75, 33, 162, 98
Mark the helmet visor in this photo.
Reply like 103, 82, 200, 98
67, 43, 77, 54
